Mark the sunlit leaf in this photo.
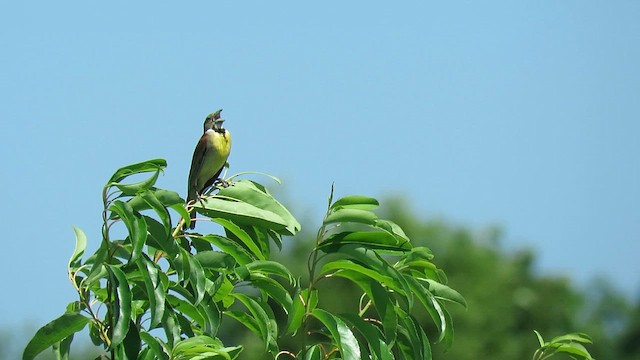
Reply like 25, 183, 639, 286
198, 293, 222, 337
139, 332, 169, 360
321, 260, 404, 294
112, 170, 160, 196
550, 332, 593, 344
230, 293, 278, 352
69, 226, 87, 270
340, 313, 393, 360
108, 200, 148, 264
213, 218, 266, 260
320, 231, 410, 252
195, 251, 236, 270
140, 191, 172, 232
135, 255, 165, 328
106, 264, 132, 347
197, 235, 255, 265
217, 180, 301, 235
108, 158, 167, 184
238, 260, 295, 284
311, 309, 360, 360
422, 278, 467, 309
196, 197, 290, 234
331, 195, 380, 211
22, 313, 90, 360
167, 293, 204, 325
323, 208, 377, 226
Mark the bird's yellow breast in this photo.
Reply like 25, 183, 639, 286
208, 129, 232, 158
196, 129, 231, 189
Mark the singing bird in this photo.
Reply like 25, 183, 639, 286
186, 109, 232, 229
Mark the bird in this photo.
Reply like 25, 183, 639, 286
186, 109, 232, 229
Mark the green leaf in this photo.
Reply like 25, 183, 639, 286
195, 251, 236, 270
213, 218, 266, 260
84, 242, 108, 287
128, 189, 185, 213
285, 289, 314, 336
162, 307, 181, 347
374, 219, 410, 242
112, 169, 160, 196
23, 313, 89, 360
139, 332, 170, 360
238, 260, 295, 284
140, 191, 172, 232
422, 278, 467, 308
230, 293, 278, 352
323, 208, 377, 226
106, 264, 132, 347
396, 309, 431, 360
533, 330, 545, 347
370, 282, 397, 346
217, 180, 301, 235
405, 276, 451, 347
311, 309, 361, 360
554, 342, 593, 359
69, 226, 87, 270
225, 310, 261, 337
121, 320, 141, 360
331, 195, 380, 211
196, 197, 290, 233
145, 215, 179, 258
303, 344, 323, 360
52, 333, 73, 360
340, 313, 393, 360
198, 293, 222, 337
251, 277, 293, 315
167, 293, 205, 326
108, 158, 167, 184
197, 235, 255, 265
331, 245, 412, 306
320, 231, 410, 252
188, 251, 207, 305
135, 255, 165, 328
321, 260, 404, 294
550, 332, 593, 344
108, 200, 148, 264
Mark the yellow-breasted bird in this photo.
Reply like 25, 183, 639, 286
186, 109, 232, 229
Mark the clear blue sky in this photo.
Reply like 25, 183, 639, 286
2, 0, 639, 341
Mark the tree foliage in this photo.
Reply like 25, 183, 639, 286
23, 159, 465, 360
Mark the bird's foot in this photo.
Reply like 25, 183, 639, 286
214, 178, 231, 188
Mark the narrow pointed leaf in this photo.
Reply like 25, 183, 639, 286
213, 218, 265, 260
196, 197, 290, 234
113, 170, 160, 196
331, 195, 380, 211
139, 332, 170, 360
323, 208, 377, 226
108, 200, 147, 264
135, 255, 165, 328
311, 309, 360, 360
423, 278, 467, 308
340, 313, 393, 360
22, 313, 89, 360
140, 191, 172, 231
108, 159, 167, 184
106, 264, 132, 346
197, 235, 255, 265
69, 226, 87, 269
217, 180, 301, 235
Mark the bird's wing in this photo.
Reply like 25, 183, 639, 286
187, 135, 209, 202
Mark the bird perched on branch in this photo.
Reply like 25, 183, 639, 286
186, 109, 232, 229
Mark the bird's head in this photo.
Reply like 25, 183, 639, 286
203, 109, 224, 132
